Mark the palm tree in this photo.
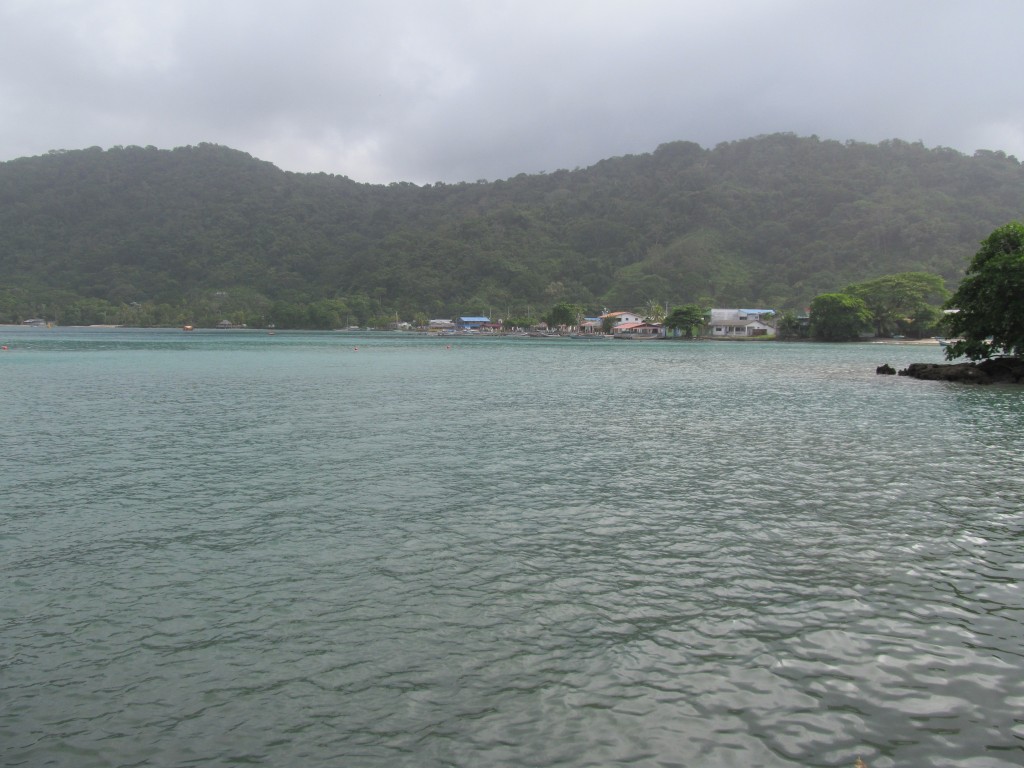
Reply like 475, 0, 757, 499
642, 299, 666, 324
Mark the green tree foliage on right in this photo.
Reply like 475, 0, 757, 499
806, 270, 948, 341
809, 293, 873, 341
844, 272, 949, 337
942, 222, 1024, 360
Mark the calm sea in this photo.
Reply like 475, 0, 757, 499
2, 327, 1022, 768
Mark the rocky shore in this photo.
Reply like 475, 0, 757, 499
876, 357, 1024, 384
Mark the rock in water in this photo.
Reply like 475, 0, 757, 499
897, 357, 1024, 384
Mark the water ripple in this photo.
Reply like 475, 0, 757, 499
2, 332, 1023, 767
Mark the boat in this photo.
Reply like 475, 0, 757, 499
613, 332, 661, 340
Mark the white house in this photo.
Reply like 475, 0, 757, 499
600, 311, 644, 327
708, 309, 776, 337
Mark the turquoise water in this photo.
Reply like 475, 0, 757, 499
2, 328, 1022, 767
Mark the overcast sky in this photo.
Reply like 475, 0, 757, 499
2, 0, 1022, 184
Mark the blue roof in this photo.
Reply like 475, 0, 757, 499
458, 316, 490, 322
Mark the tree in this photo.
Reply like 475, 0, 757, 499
546, 301, 583, 329
809, 293, 873, 341
5, 136, 1024, 326
776, 310, 807, 340
904, 303, 943, 339
943, 222, 1024, 360
844, 272, 948, 337
664, 304, 707, 338
642, 298, 667, 324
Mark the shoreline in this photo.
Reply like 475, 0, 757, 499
865, 337, 940, 345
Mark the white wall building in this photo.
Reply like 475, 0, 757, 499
600, 311, 644, 326
708, 309, 776, 337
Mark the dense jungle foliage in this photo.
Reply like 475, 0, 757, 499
942, 221, 1024, 360
1, 134, 1021, 328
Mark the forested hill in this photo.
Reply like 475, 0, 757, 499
1, 134, 1022, 326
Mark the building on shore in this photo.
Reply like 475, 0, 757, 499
707, 309, 776, 338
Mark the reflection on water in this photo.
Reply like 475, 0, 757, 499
1, 329, 1022, 767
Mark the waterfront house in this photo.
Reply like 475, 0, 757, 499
708, 309, 776, 337
599, 311, 644, 327
457, 316, 490, 330
613, 322, 663, 339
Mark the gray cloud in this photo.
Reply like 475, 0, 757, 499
2, 0, 1022, 184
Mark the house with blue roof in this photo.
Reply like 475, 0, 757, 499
708, 309, 776, 337
456, 316, 490, 330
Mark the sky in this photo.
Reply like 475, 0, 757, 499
2, 0, 1023, 185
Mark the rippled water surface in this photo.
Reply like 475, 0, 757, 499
2, 328, 1022, 767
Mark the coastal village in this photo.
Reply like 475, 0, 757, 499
423, 308, 781, 339
14, 307, 783, 338
16, 307, 781, 336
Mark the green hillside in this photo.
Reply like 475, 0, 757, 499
1, 134, 1021, 327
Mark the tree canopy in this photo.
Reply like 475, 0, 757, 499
663, 304, 708, 338
844, 272, 948, 337
809, 293, 873, 341
942, 222, 1024, 360
546, 301, 583, 328
1, 136, 1022, 327
804, 270, 949, 341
